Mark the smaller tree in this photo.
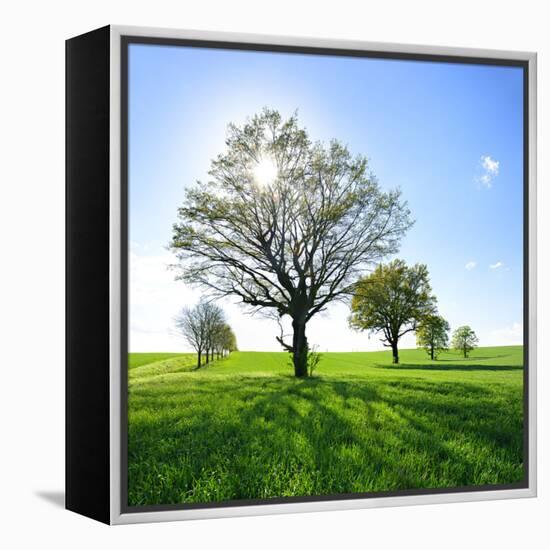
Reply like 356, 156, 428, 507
202, 302, 225, 363
174, 303, 207, 368
416, 315, 450, 360
349, 260, 436, 364
223, 324, 238, 355
452, 325, 478, 358
217, 323, 238, 357
213, 328, 224, 359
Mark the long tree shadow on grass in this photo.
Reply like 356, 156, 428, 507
435, 354, 511, 362
374, 363, 523, 372
128, 374, 524, 506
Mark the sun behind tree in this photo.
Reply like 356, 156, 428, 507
171, 108, 413, 377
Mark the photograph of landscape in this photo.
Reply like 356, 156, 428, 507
126, 42, 525, 508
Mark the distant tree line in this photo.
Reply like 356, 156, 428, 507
175, 300, 237, 369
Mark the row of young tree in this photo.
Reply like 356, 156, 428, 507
349, 259, 479, 363
175, 300, 237, 369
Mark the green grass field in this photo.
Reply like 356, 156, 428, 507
127, 346, 524, 506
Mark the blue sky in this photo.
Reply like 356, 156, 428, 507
128, 43, 524, 352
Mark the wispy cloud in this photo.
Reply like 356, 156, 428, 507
476, 155, 500, 188
489, 261, 504, 270
465, 261, 477, 271
489, 322, 523, 346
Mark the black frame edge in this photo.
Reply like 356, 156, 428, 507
66, 24, 111, 525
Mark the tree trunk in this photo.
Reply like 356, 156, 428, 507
292, 319, 309, 377
391, 341, 399, 364
205, 349, 209, 364
197, 350, 202, 369
430, 345, 434, 361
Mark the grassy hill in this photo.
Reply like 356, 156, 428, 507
127, 346, 524, 507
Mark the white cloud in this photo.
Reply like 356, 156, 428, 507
476, 155, 500, 188
489, 261, 504, 270
465, 261, 477, 271
488, 322, 523, 346
482, 155, 499, 175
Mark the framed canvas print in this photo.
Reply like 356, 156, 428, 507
66, 25, 537, 525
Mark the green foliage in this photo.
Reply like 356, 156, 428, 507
219, 323, 238, 353
416, 314, 450, 360
452, 326, 479, 358
349, 259, 436, 363
128, 346, 523, 506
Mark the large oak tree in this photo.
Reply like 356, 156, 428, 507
171, 109, 412, 377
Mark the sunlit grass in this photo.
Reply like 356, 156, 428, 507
127, 346, 524, 506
